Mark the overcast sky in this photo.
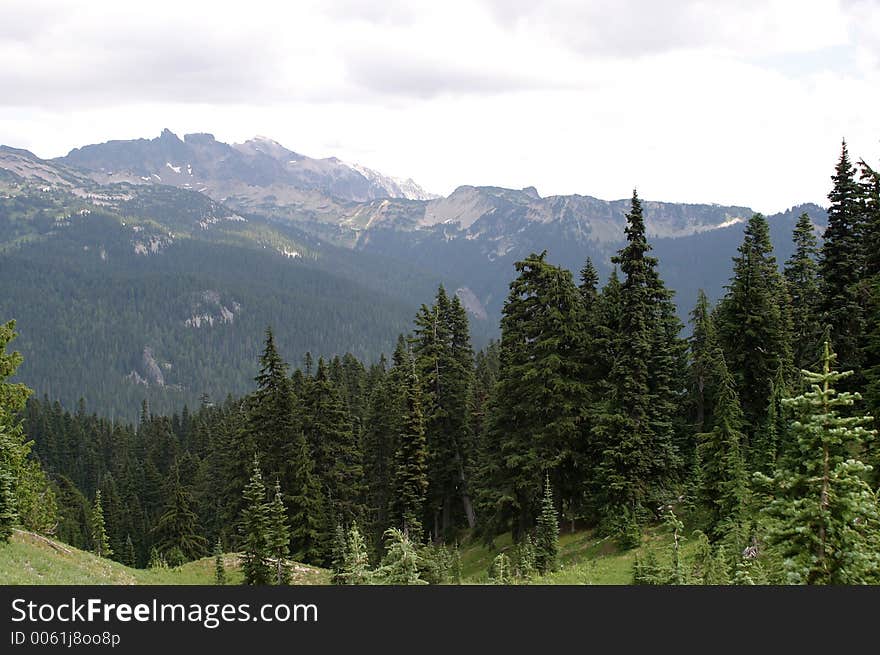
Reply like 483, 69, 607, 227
1, 0, 878, 212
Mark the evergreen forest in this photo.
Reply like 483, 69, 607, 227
2, 142, 880, 585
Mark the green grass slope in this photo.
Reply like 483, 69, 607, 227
2, 525, 689, 585
0, 530, 330, 585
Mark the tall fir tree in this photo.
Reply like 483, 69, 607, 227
302, 359, 364, 529
0, 320, 34, 543
478, 251, 588, 539
819, 141, 866, 383
284, 428, 325, 565
213, 538, 226, 585
784, 213, 822, 371
578, 257, 600, 308
91, 489, 112, 558
688, 290, 721, 436
266, 480, 291, 585
859, 158, 880, 469
757, 342, 880, 584
534, 476, 559, 574
152, 465, 206, 562
716, 213, 793, 444
246, 327, 296, 484
593, 191, 681, 529
239, 458, 271, 585
392, 353, 429, 541
412, 286, 476, 540
694, 352, 748, 542
361, 357, 400, 553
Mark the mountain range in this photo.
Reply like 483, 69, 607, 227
1, 130, 828, 418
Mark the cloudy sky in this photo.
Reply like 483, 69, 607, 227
1, 0, 878, 212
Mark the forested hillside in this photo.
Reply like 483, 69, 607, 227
2, 142, 879, 586
0, 166, 458, 419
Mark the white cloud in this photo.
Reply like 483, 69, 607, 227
0, 0, 877, 212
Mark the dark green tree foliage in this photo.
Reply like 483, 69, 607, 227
267, 480, 291, 585
690, 533, 731, 585
694, 354, 748, 542
361, 357, 399, 553
479, 251, 587, 538
0, 320, 35, 543
860, 158, 880, 465
152, 465, 206, 562
753, 365, 789, 470
578, 257, 600, 308
534, 476, 559, 574
688, 290, 721, 436
214, 538, 226, 585
819, 141, 865, 381
239, 459, 271, 585
247, 328, 295, 484
123, 535, 136, 567
593, 191, 682, 528
341, 523, 372, 585
757, 343, 880, 584
91, 489, 112, 558
784, 213, 822, 371
412, 286, 476, 540
285, 427, 325, 565
330, 523, 347, 584
373, 528, 426, 585
0, 438, 15, 542
392, 353, 429, 540
303, 359, 364, 528
716, 213, 792, 441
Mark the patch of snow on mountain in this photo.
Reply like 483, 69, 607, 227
716, 216, 745, 229
343, 161, 438, 201
166, 162, 181, 174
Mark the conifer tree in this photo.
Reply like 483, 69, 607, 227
214, 538, 226, 585
341, 523, 372, 585
512, 535, 535, 581
694, 353, 748, 542
488, 552, 512, 584
123, 535, 136, 567
361, 357, 399, 552
0, 320, 33, 543
239, 458, 271, 585
688, 290, 721, 436
578, 257, 600, 308
756, 342, 880, 584
152, 466, 206, 562
860, 158, 880, 467
785, 213, 822, 371
247, 327, 296, 485
284, 428, 325, 565
690, 533, 731, 585
303, 359, 364, 527
752, 365, 789, 470
412, 286, 476, 539
330, 522, 347, 584
392, 354, 428, 540
91, 489, 111, 558
820, 141, 866, 381
717, 213, 793, 441
374, 528, 425, 585
0, 453, 16, 543
266, 480, 291, 585
479, 251, 588, 538
593, 191, 682, 529
534, 476, 559, 574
